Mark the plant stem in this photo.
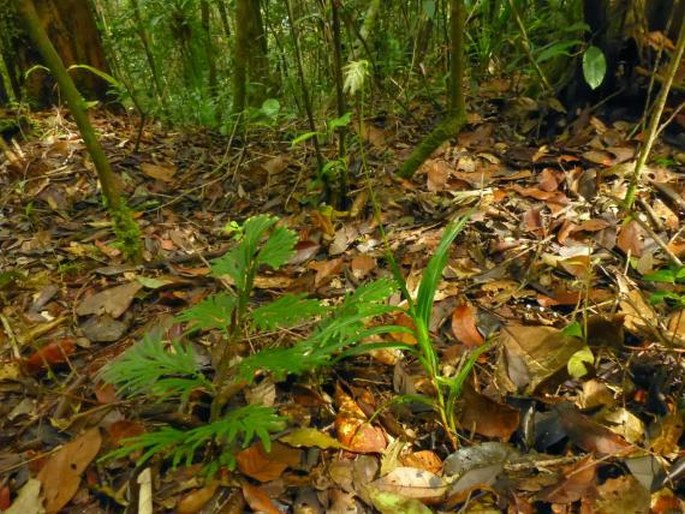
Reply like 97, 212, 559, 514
624, 14, 685, 208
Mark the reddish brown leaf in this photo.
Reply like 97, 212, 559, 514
235, 442, 301, 482
37, 428, 102, 514
617, 219, 644, 257
309, 257, 344, 286
539, 456, 597, 503
457, 383, 519, 439
401, 450, 443, 474
176, 482, 219, 514
556, 403, 632, 456
0, 485, 10, 510
450, 303, 485, 348
24, 338, 76, 374
241, 483, 280, 514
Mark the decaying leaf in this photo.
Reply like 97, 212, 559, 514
37, 428, 102, 514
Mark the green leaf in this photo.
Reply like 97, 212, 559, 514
97, 335, 211, 402
643, 269, 676, 283
256, 225, 297, 269
567, 346, 594, 378
252, 294, 326, 331
328, 112, 352, 132
291, 131, 318, 147
177, 292, 236, 333
422, 0, 436, 19
583, 46, 606, 90
649, 290, 683, 305
279, 428, 348, 450
211, 215, 279, 286
68, 64, 123, 90
536, 40, 582, 64
415, 215, 471, 326
260, 98, 280, 119
562, 321, 584, 338
104, 405, 285, 471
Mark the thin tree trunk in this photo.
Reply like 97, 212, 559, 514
398, 0, 467, 179
13, 0, 141, 259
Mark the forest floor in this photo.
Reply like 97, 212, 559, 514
0, 93, 684, 513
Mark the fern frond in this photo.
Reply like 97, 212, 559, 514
97, 334, 212, 402
239, 279, 400, 381
105, 405, 285, 470
176, 292, 236, 333
251, 293, 326, 331
256, 225, 297, 268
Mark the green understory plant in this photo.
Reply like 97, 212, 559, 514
100, 212, 484, 470
386, 212, 489, 448
644, 265, 685, 306
98, 214, 410, 473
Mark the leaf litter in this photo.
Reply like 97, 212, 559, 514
0, 100, 684, 513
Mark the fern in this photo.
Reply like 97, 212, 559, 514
239, 279, 404, 381
106, 405, 285, 471
176, 292, 236, 333
251, 293, 327, 331
97, 334, 213, 403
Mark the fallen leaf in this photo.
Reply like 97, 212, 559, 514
538, 456, 597, 503
76, 282, 142, 318
4, 478, 44, 514
176, 482, 219, 514
586, 475, 650, 513
24, 338, 76, 374
555, 403, 632, 456
370, 467, 446, 503
37, 428, 102, 513
309, 257, 344, 287
400, 450, 443, 475
242, 483, 280, 514
456, 383, 519, 439
140, 162, 176, 182
499, 324, 584, 393
279, 428, 348, 450
235, 441, 301, 482
450, 303, 485, 348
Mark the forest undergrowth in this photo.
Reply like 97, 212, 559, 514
0, 98, 684, 512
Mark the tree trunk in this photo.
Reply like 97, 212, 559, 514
233, 0, 270, 114
13, 0, 141, 259
398, 0, 467, 179
1, 0, 112, 107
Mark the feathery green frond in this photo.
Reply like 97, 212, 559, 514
104, 405, 285, 470
252, 293, 326, 331
97, 335, 212, 402
256, 225, 298, 268
176, 292, 236, 333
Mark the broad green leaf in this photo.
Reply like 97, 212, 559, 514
536, 40, 582, 63
328, 112, 352, 132
567, 345, 594, 378
583, 46, 606, 90
260, 98, 280, 119
68, 64, 122, 89
422, 0, 436, 19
